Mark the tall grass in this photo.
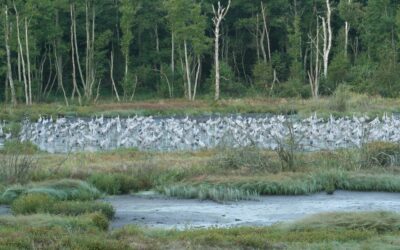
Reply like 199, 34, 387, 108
161, 184, 259, 203
10, 193, 115, 219
285, 211, 400, 232
0, 213, 108, 231
160, 171, 400, 201
0, 179, 102, 204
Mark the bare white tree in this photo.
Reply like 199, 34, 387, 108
4, 4, 17, 106
110, 48, 120, 102
260, 2, 271, 63
308, 16, 321, 99
13, 3, 29, 105
213, 0, 231, 101
344, 0, 351, 57
321, 0, 332, 79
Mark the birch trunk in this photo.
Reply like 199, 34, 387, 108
184, 40, 192, 100
24, 18, 32, 104
344, 0, 351, 57
4, 5, 17, 106
14, 3, 29, 105
261, 2, 271, 62
212, 0, 231, 101
322, 0, 332, 79
70, 3, 82, 104
110, 49, 120, 102
193, 56, 201, 101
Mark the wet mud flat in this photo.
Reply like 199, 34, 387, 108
106, 191, 400, 230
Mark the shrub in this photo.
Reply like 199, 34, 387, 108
271, 120, 302, 171
48, 201, 115, 219
0, 154, 37, 184
88, 212, 109, 231
329, 84, 352, 112
209, 147, 279, 173
11, 193, 54, 215
207, 62, 245, 97
3, 140, 39, 155
361, 141, 400, 167
252, 61, 273, 91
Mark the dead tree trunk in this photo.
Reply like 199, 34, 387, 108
24, 18, 32, 104
308, 17, 321, 99
344, 0, 351, 57
4, 5, 17, 106
321, 0, 332, 79
14, 3, 29, 105
184, 39, 192, 100
110, 48, 120, 102
261, 2, 271, 63
212, 0, 231, 101
193, 56, 201, 101
70, 3, 82, 105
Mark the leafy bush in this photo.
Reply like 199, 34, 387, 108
207, 62, 245, 97
11, 193, 54, 215
3, 140, 39, 154
252, 61, 273, 91
1, 179, 102, 204
274, 78, 310, 98
329, 84, 352, 112
361, 141, 400, 167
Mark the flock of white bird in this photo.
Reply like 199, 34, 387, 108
15, 113, 400, 153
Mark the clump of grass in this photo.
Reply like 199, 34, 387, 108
161, 170, 400, 199
0, 213, 108, 231
286, 211, 400, 233
11, 193, 55, 215
361, 141, 400, 168
88, 173, 138, 195
11, 193, 114, 219
209, 146, 280, 173
338, 173, 400, 192
87, 212, 110, 230
161, 184, 259, 203
1, 179, 102, 204
48, 201, 115, 220
329, 85, 351, 112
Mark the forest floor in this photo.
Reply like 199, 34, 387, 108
1, 93, 400, 121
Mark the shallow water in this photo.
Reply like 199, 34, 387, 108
106, 191, 400, 229
0, 206, 10, 216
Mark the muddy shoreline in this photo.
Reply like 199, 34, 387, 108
106, 191, 400, 230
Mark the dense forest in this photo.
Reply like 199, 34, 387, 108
0, 0, 399, 105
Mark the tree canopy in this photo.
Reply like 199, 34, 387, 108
1, 0, 400, 105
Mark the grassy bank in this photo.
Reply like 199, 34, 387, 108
6, 143, 394, 202
1, 94, 400, 121
0, 211, 399, 249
